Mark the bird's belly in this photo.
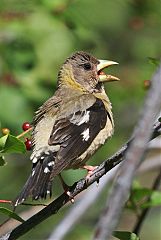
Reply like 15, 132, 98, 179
69, 116, 114, 169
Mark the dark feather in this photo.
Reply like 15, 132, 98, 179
48, 99, 108, 175
14, 151, 56, 206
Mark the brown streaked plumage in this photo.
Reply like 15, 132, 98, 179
14, 51, 119, 206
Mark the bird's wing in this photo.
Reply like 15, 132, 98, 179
49, 98, 109, 175
33, 95, 62, 125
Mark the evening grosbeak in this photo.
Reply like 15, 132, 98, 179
14, 51, 119, 206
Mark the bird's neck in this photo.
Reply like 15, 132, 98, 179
58, 64, 86, 93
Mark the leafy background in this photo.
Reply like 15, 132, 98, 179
0, 0, 160, 239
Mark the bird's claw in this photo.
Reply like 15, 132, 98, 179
65, 190, 74, 203
82, 165, 98, 183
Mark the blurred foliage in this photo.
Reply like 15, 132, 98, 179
128, 182, 161, 210
0, 0, 161, 239
0, 206, 24, 223
114, 231, 140, 240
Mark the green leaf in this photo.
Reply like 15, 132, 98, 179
0, 156, 6, 166
0, 134, 26, 154
0, 207, 24, 223
0, 135, 8, 151
131, 188, 152, 202
148, 57, 160, 67
141, 191, 161, 208
114, 231, 140, 240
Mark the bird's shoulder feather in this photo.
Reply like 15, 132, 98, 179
33, 95, 62, 125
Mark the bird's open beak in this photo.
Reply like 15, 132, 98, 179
97, 60, 120, 82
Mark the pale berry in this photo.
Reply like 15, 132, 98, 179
2, 128, 10, 135
143, 80, 151, 90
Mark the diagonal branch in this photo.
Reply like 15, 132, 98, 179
93, 65, 161, 240
1, 121, 159, 240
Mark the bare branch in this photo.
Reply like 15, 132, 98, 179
93, 65, 161, 240
0, 122, 158, 240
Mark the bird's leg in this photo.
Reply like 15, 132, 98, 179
82, 165, 98, 182
58, 174, 74, 203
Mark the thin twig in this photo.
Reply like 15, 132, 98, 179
0, 200, 12, 204
93, 65, 161, 240
133, 167, 161, 234
16, 128, 32, 139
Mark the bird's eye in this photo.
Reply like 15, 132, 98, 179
83, 62, 92, 70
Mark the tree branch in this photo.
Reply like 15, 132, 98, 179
93, 65, 161, 240
0, 121, 158, 240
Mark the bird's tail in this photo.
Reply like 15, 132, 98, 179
13, 153, 55, 206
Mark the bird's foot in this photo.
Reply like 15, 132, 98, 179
58, 174, 74, 203
82, 165, 98, 183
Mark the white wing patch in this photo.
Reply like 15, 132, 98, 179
70, 110, 90, 126
77, 111, 90, 125
32, 157, 38, 163
32, 169, 35, 176
81, 128, 90, 141
44, 167, 50, 173
48, 161, 54, 166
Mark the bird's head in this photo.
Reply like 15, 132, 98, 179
58, 51, 119, 93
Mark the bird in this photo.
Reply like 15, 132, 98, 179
14, 51, 119, 206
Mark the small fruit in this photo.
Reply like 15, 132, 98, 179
22, 122, 31, 131
129, 16, 144, 30
25, 138, 32, 151
143, 80, 151, 90
2, 128, 10, 135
